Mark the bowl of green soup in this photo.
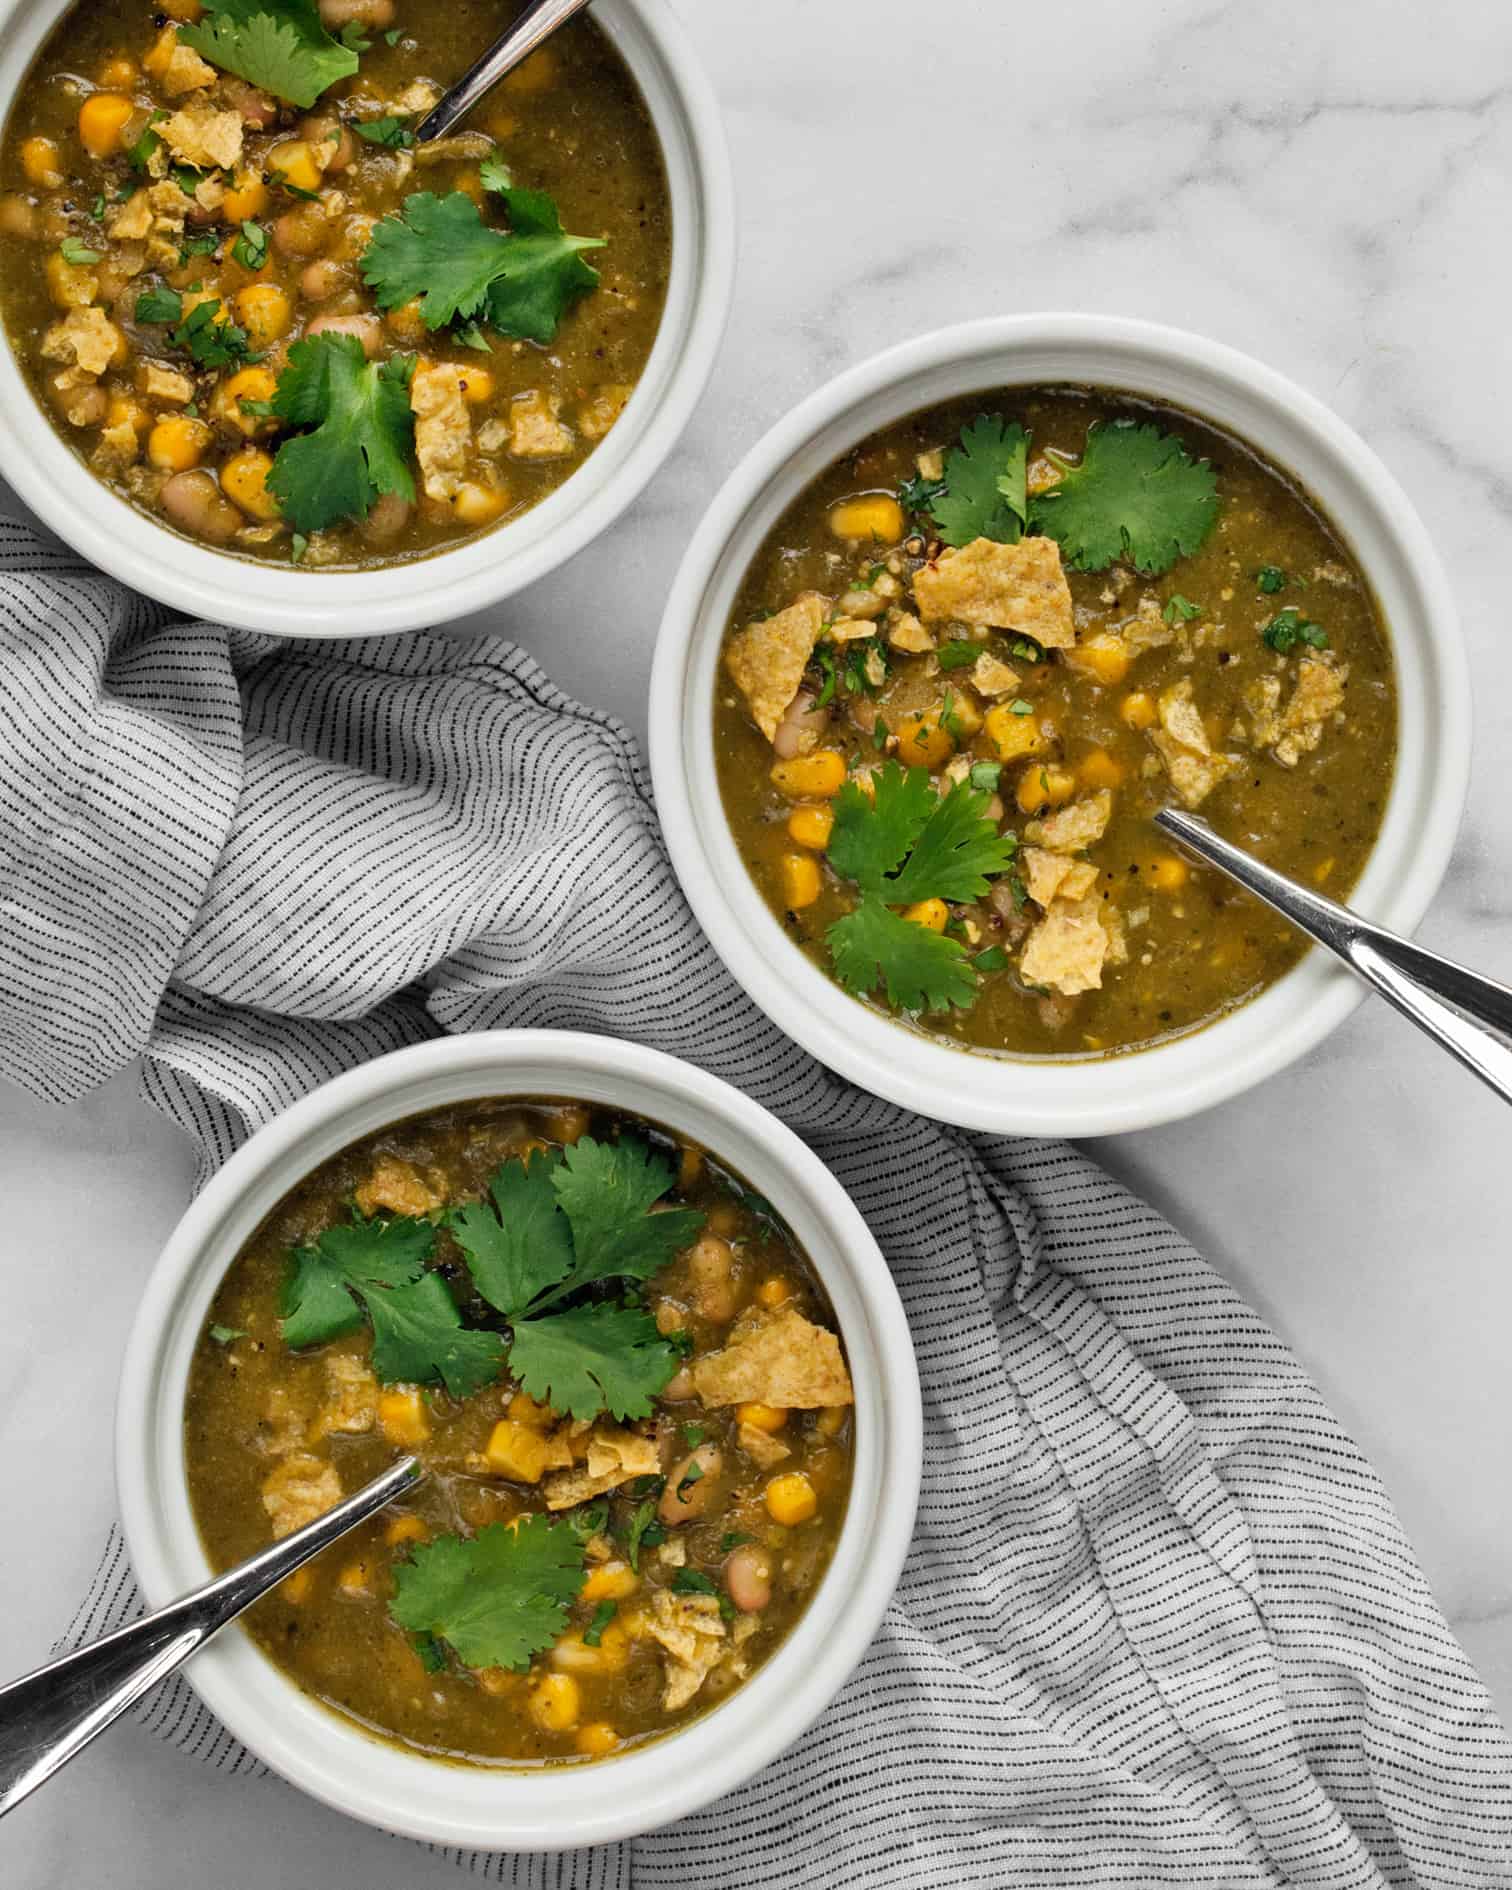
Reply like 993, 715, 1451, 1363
0, 0, 733, 632
650, 315, 1470, 1136
117, 1030, 921, 1846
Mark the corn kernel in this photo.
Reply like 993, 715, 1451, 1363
453, 481, 509, 526
828, 493, 905, 544
1076, 747, 1126, 790
737, 1402, 787, 1433
1063, 633, 1131, 686
386, 297, 427, 344
528, 1671, 581, 1733
896, 716, 953, 771
457, 364, 495, 405
902, 897, 948, 932
44, 250, 97, 308
337, 1559, 371, 1597
508, 1391, 555, 1430
503, 45, 558, 94
78, 93, 135, 159
146, 415, 210, 472
223, 171, 270, 224
268, 139, 323, 196
982, 705, 1043, 763
786, 803, 834, 850
755, 1277, 792, 1309
764, 1472, 818, 1526
1015, 764, 1077, 814
234, 280, 290, 346
106, 393, 150, 436
160, 0, 204, 18
221, 447, 280, 520
384, 1513, 430, 1547
575, 1722, 620, 1758
21, 136, 62, 188
779, 852, 822, 911
485, 1418, 551, 1483
769, 750, 846, 798
581, 1561, 639, 1602
1147, 854, 1189, 892
816, 1405, 848, 1436
1120, 691, 1157, 730
281, 1564, 314, 1603
378, 1387, 430, 1446
216, 364, 278, 438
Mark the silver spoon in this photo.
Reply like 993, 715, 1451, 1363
0, 1454, 422, 1821
1156, 806, 1512, 1105
415, 0, 593, 144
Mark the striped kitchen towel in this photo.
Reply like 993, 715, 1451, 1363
4, 517, 1510, 1889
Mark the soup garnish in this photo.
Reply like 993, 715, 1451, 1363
714, 388, 1397, 1057
185, 1100, 854, 1763
0, 0, 670, 564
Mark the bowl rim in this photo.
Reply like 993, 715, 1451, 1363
648, 313, 1471, 1138
115, 1029, 922, 1849
0, 0, 735, 636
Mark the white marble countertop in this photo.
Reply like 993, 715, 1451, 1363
3, 0, 1511, 1880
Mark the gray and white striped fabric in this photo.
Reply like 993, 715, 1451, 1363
5, 516, 1510, 1888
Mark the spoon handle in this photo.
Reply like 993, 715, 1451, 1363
415, 0, 594, 142
1155, 808, 1512, 1105
0, 1455, 421, 1821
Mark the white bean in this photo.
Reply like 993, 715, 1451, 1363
658, 1444, 722, 1526
303, 312, 382, 357
725, 1543, 773, 1613
772, 689, 830, 760
160, 471, 241, 545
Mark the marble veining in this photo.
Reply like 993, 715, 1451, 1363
2, 0, 1510, 1880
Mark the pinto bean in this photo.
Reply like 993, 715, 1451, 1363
160, 470, 242, 545
688, 1236, 736, 1324
223, 78, 279, 128
303, 311, 382, 356
772, 689, 830, 761
273, 202, 332, 258
317, 0, 395, 27
297, 115, 356, 173
360, 491, 412, 542
299, 257, 349, 301
724, 1543, 773, 1613
658, 1444, 721, 1526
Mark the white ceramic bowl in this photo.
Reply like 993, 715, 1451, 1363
0, 0, 733, 636
116, 1030, 921, 1848
650, 315, 1471, 1138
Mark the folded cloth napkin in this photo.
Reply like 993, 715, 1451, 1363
4, 516, 1510, 1889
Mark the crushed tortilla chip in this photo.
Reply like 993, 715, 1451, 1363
41, 307, 119, 378
692, 1307, 853, 1409
641, 1588, 726, 1710
1027, 790, 1112, 855
354, 1155, 445, 1219
1150, 680, 1237, 808
542, 1425, 660, 1510
1021, 847, 1097, 908
261, 1454, 341, 1539
725, 592, 827, 743
160, 100, 244, 171
913, 536, 1075, 647
1020, 892, 1109, 997
738, 1422, 791, 1468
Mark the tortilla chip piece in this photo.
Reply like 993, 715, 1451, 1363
109, 190, 154, 241
354, 1155, 445, 1218
972, 652, 1020, 696
1021, 847, 1097, 908
542, 1425, 660, 1510
691, 1307, 853, 1409
1150, 681, 1237, 808
411, 363, 471, 502
1158, 680, 1212, 755
160, 101, 244, 171
725, 592, 827, 743
314, 1353, 377, 1437
912, 536, 1075, 647
886, 612, 935, 654
1019, 892, 1109, 997
642, 1589, 726, 1711
738, 1422, 791, 1468
41, 307, 119, 378
1274, 656, 1347, 768
1028, 790, 1112, 856
261, 1454, 341, 1539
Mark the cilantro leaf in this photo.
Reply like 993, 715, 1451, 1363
508, 1302, 679, 1421
885, 776, 1019, 905
449, 1150, 572, 1319
479, 155, 512, 194
280, 1215, 434, 1348
544, 1137, 703, 1301
931, 415, 1029, 548
266, 333, 415, 532
60, 237, 103, 266
626, 1495, 665, 1570
355, 114, 414, 148
827, 896, 978, 1013
364, 1271, 504, 1399
827, 763, 937, 892
135, 287, 254, 369
360, 188, 604, 344
179, 0, 359, 109
1029, 420, 1220, 575
1261, 607, 1329, 653
389, 1517, 584, 1671
898, 469, 945, 517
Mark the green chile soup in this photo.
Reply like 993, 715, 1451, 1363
0, 0, 670, 565
714, 388, 1398, 1058
184, 1097, 854, 1765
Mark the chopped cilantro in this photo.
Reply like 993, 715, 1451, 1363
1256, 564, 1287, 593
388, 1516, 584, 1671
178, 232, 220, 263
1029, 420, 1220, 575
265, 332, 416, 532
682, 1422, 706, 1447
968, 760, 1001, 792
355, 114, 415, 148
935, 640, 979, 671
231, 218, 269, 269
59, 237, 103, 266
89, 193, 105, 221
1163, 593, 1201, 624
824, 763, 1017, 1014
671, 1568, 718, 1597
179, 0, 360, 109
930, 414, 1029, 548
676, 1459, 705, 1497
452, 319, 491, 352
1008, 698, 1033, 715
898, 469, 946, 518
336, 18, 370, 50
567, 1502, 609, 1543
1261, 607, 1329, 653
126, 111, 167, 171
134, 286, 254, 369
626, 1497, 665, 1570
939, 690, 967, 743
361, 185, 604, 344
974, 947, 1009, 972
208, 1323, 247, 1344
289, 532, 309, 563
479, 154, 512, 194
583, 1600, 617, 1647
410, 1632, 446, 1673
383, 24, 402, 42
1007, 634, 1045, 663
719, 1532, 753, 1553
871, 716, 888, 752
